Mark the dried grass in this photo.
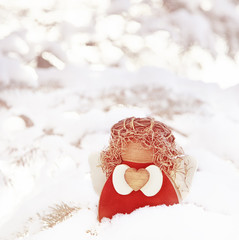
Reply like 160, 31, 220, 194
40, 202, 81, 229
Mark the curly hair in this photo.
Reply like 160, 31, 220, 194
101, 117, 184, 178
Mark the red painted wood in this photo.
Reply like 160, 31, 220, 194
98, 161, 179, 221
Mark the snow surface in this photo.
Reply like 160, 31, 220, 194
1, 65, 239, 240
1, 1, 239, 240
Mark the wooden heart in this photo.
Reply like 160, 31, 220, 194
124, 168, 150, 191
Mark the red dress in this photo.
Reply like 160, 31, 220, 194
98, 161, 179, 221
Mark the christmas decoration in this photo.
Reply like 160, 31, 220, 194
98, 117, 197, 221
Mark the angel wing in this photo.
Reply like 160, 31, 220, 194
88, 152, 106, 195
170, 155, 198, 201
88, 152, 197, 200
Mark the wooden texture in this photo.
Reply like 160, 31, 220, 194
124, 168, 149, 191
121, 142, 153, 163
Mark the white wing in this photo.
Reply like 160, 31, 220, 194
88, 152, 106, 195
172, 155, 198, 201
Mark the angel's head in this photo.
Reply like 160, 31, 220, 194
101, 117, 183, 178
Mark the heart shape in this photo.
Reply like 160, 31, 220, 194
124, 168, 150, 191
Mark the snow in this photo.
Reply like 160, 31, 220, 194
1, 63, 239, 239
1, 0, 239, 240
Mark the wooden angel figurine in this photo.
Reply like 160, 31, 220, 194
96, 117, 197, 221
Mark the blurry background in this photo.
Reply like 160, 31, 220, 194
0, 1, 239, 240
0, 0, 239, 88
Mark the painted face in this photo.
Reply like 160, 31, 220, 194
121, 142, 153, 163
